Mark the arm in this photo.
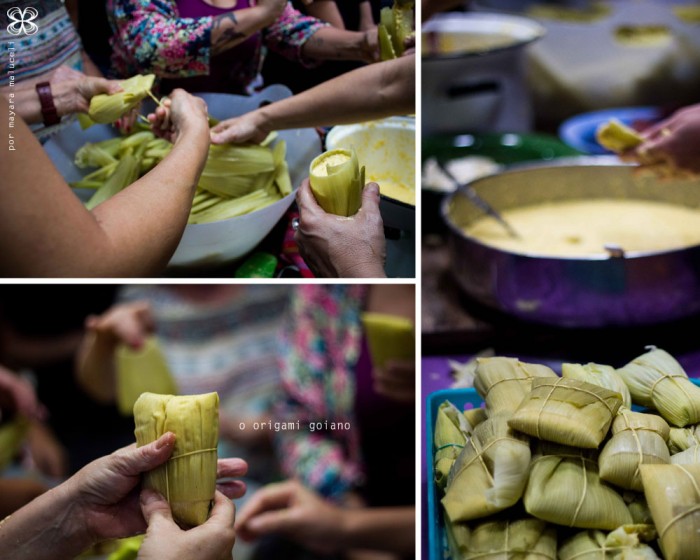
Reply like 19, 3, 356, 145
211, 55, 415, 144
358, 0, 375, 31
0, 90, 209, 277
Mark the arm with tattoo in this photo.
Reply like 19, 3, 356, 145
210, 0, 287, 55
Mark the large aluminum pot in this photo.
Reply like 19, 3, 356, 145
442, 157, 700, 327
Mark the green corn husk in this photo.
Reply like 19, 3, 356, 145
473, 357, 558, 415
596, 119, 644, 153
562, 362, 632, 409
668, 425, 700, 454
599, 410, 670, 491
133, 392, 219, 528
360, 312, 414, 370
115, 336, 179, 417
88, 74, 156, 124
272, 141, 292, 196
508, 377, 622, 449
0, 417, 29, 471
378, 24, 397, 60
106, 536, 144, 560
80, 161, 119, 183
617, 348, 700, 427
392, 1, 414, 55
559, 525, 660, 560
309, 149, 365, 217
464, 407, 487, 428
198, 144, 276, 198
442, 412, 531, 522
70, 180, 105, 190
187, 189, 280, 224
524, 442, 632, 530
75, 143, 118, 169
433, 401, 472, 492
86, 153, 140, 210
640, 463, 700, 560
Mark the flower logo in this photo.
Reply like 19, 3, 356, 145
7, 7, 39, 36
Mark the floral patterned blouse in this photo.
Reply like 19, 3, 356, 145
106, 0, 328, 92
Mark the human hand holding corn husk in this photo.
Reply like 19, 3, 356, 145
210, 110, 271, 145
147, 90, 209, 144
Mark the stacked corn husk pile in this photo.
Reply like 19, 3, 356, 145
433, 348, 700, 560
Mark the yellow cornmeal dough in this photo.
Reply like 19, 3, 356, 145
464, 199, 700, 257
377, 180, 415, 206
311, 152, 350, 176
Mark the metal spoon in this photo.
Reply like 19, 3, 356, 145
436, 160, 520, 239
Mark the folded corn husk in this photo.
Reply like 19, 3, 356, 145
599, 410, 670, 491
308, 149, 365, 216
464, 407, 487, 428
524, 442, 632, 530
509, 377, 622, 449
559, 525, 660, 559
447, 516, 557, 560
0, 417, 29, 471
617, 348, 700, 427
596, 119, 644, 153
474, 357, 558, 415
88, 74, 156, 124
562, 362, 632, 409
670, 444, 700, 465
640, 463, 700, 560
115, 337, 178, 417
442, 412, 531, 522
133, 392, 219, 527
360, 312, 414, 370
434, 401, 472, 492
668, 425, 700, 454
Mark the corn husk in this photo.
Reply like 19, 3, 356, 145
86, 153, 140, 210
670, 444, 700, 465
115, 337, 179, 417
473, 357, 558, 415
308, 149, 365, 217
106, 536, 144, 560
596, 119, 644, 153
668, 425, 700, 454
360, 312, 414, 370
617, 348, 700, 427
562, 362, 632, 409
133, 392, 219, 527
559, 525, 659, 559
509, 377, 622, 449
524, 442, 632, 530
198, 144, 276, 198
599, 410, 670, 491
625, 493, 655, 525
0, 417, 29, 471
442, 412, 531, 522
464, 407, 487, 428
640, 463, 700, 560
434, 401, 472, 492
88, 74, 156, 124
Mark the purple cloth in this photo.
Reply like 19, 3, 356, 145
164, 0, 260, 94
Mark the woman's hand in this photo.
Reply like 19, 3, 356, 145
373, 359, 415, 403
210, 111, 270, 145
0, 365, 45, 420
84, 300, 156, 351
148, 89, 209, 143
295, 179, 386, 278
27, 421, 68, 479
52, 77, 123, 117
138, 490, 236, 560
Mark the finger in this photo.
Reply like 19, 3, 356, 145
242, 507, 296, 537
361, 182, 381, 209
296, 178, 324, 220
217, 480, 247, 500
112, 432, 175, 476
140, 489, 176, 526
217, 457, 248, 478
211, 120, 229, 134
235, 481, 297, 528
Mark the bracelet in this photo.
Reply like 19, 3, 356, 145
35, 82, 61, 126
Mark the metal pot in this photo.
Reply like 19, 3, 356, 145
442, 157, 700, 327
422, 13, 544, 136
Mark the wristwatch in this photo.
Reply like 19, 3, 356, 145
35, 81, 61, 126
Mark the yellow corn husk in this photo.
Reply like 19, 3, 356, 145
187, 189, 280, 224
473, 357, 558, 415
86, 153, 140, 210
640, 463, 700, 560
562, 362, 632, 409
599, 410, 670, 491
559, 525, 660, 560
392, 1, 414, 56
509, 377, 622, 449
198, 144, 276, 198
378, 24, 397, 60
88, 74, 156, 124
526, 3, 611, 22
0, 417, 29, 471
272, 140, 292, 196
668, 425, 700, 454
626, 493, 655, 525
70, 179, 105, 190
524, 442, 632, 530
360, 312, 414, 370
463, 407, 487, 428
442, 412, 531, 522
115, 336, 179, 417
106, 536, 144, 560
617, 348, 700, 427
433, 400, 472, 492
75, 143, 118, 169
309, 149, 365, 217
78, 112, 97, 130
444, 517, 471, 560
596, 119, 644, 153
81, 161, 119, 182
133, 392, 219, 528
674, 6, 700, 23
670, 443, 700, 464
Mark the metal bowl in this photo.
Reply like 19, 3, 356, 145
442, 157, 700, 327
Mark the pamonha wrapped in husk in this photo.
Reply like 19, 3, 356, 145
558, 525, 659, 560
668, 425, 700, 454
133, 392, 219, 527
434, 401, 471, 491
562, 362, 632, 409
508, 377, 622, 449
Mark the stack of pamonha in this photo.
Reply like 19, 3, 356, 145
71, 74, 293, 224
433, 348, 700, 560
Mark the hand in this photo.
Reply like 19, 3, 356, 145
50, 64, 85, 84
138, 490, 236, 560
27, 421, 68, 479
0, 365, 46, 421
363, 28, 380, 63
373, 359, 415, 403
295, 180, 386, 277
67, 433, 247, 542
621, 103, 700, 179
84, 301, 156, 351
53, 77, 123, 117
116, 105, 141, 135
210, 111, 269, 145
147, 89, 209, 143
236, 480, 346, 554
